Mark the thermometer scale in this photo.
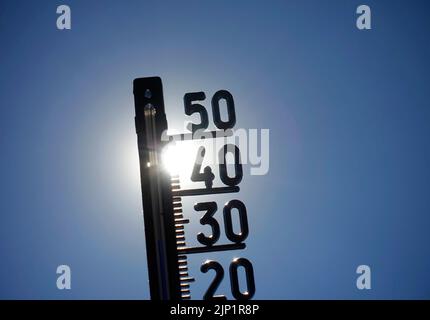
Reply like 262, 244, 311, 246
133, 77, 255, 300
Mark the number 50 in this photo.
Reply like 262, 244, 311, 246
184, 90, 236, 133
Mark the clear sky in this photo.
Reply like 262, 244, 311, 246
1, 0, 430, 299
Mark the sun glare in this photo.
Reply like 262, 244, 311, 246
161, 141, 196, 178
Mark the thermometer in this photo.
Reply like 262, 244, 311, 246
133, 77, 255, 300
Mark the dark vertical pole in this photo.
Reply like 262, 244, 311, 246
133, 77, 181, 300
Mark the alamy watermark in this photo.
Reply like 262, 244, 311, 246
162, 127, 270, 176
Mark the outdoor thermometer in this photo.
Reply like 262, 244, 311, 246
133, 77, 256, 300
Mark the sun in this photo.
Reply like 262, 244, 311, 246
161, 140, 197, 178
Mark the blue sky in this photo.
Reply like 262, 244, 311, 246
1, 0, 430, 299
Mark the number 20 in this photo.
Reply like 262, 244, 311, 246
201, 258, 256, 300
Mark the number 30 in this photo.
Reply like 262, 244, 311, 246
195, 200, 249, 246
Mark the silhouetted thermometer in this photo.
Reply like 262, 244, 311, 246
133, 77, 255, 300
